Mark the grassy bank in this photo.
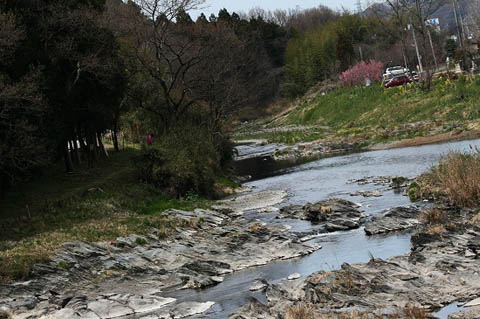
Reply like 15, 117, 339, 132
240, 76, 480, 145
0, 148, 215, 283
412, 149, 480, 208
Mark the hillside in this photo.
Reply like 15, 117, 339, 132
236, 76, 480, 148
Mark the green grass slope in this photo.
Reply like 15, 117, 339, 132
248, 76, 480, 145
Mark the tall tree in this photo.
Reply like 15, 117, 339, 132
0, 12, 49, 194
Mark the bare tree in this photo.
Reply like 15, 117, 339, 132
369, 0, 410, 68
189, 22, 275, 137
128, 0, 206, 127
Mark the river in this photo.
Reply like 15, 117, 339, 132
168, 139, 480, 318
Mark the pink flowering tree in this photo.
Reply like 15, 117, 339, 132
339, 60, 384, 87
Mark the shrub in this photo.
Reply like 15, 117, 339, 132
339, 60, 384, 87
134, 125, 231, 198
417, 149, 480, 207
408, 182, 420, 202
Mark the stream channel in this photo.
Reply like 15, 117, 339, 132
167, 139, 480, 318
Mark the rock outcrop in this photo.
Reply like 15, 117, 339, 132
278, 199, 367, 232
365, 206, 421, 235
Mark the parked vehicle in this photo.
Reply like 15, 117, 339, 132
410, 71, 420, 82
383, 66, 408, 80
384, 75, 412, 88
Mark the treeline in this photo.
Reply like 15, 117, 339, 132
1, 0, 125, 194
281, 0, 480, 97
0, 0, 289, 196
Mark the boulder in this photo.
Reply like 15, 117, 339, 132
278, 199, 366, 233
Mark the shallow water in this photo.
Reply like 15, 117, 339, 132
434, 302, 468, 319
171, 139, 480, 318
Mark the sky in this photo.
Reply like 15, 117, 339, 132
190, 0, 359, 18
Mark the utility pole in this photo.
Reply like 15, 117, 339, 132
427, 28, 438, 71
356, 0, 363, 14
410, 19, 424, 73
456, 0, 467, 42
452, 0, 464, 49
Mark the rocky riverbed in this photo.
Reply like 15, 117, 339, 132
0, 191, 320, 319
5, 139, 480, 319
231, 207, 480, 318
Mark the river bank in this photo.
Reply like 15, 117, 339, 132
3, 139, 480, 318
234, 125, 480, 174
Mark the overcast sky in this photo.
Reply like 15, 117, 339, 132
191, 0, 360, 18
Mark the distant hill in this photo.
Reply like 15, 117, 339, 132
364, 0, 471, 34
435, 0, 470, 32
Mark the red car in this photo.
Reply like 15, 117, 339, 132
384, 75, 412, 88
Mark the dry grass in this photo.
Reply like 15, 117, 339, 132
471, 213, 480, 224
426, 225, 447, 235
0, 310, 12, 319
316, 312, 370, 319
421, 209, 447, 225
249, 223, 268, 232
314, 306, 429, 319
286, 304, 315, 319
334, 271, 355, 292
418, 150, 480, 207
401, 305, 428, 319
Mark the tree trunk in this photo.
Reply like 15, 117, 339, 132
68, 140, 78, 166
0, 173, 5, 198
97, 132, 108, 157
72, 138, 81, 165
85, 127, 96, 168
113, 129, 119, 152
63, 142, 74, 173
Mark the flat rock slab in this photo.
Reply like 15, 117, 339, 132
449, 306, 480, 318
365, 206, 421, 235
464, 297, 480, 307
287, 273, 301, 280
250, 280, 268, 292
214, 190, 287, 214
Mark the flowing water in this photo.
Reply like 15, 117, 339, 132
169, 139, 480, 318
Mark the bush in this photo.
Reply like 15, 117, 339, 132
134, 126, 232, 198
339, 60, 384, 87
417, 149, 480, 207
